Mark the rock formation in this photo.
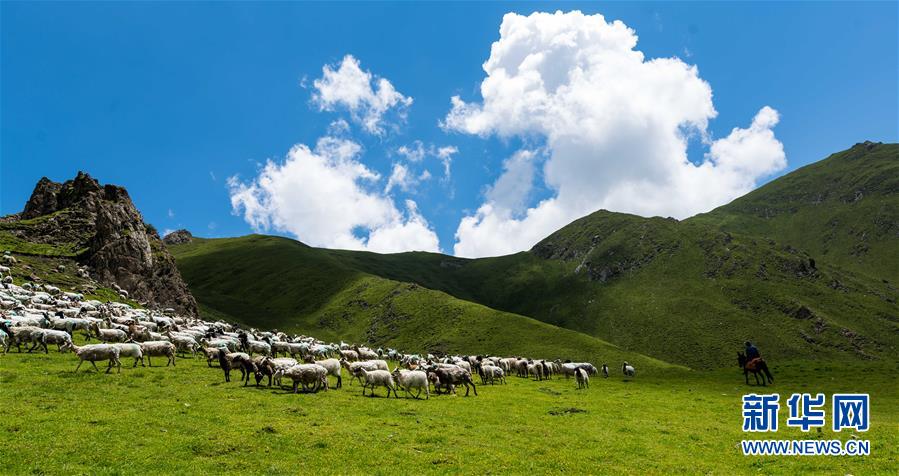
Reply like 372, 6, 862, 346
9, 172, 198, 315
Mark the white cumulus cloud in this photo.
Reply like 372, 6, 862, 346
313, 55, 413, 135
447, 10, 785, 257
228, 136, 439, 253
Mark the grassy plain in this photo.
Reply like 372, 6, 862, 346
1, 344, 895, 475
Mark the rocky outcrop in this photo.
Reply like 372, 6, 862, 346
163, 229, 193, 245
11, 172, 198, 316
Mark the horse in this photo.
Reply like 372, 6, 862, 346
737, 352, 774, 386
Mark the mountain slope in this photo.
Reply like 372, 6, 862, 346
322, 211, 899, 368
1, 172, 197, 314
169, 143, 899, 369
694, 141, 898, 283
170, 235, 673, 371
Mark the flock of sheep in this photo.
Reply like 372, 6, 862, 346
1, 259, 637, 399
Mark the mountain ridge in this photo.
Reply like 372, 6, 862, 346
170, 143, 898, 368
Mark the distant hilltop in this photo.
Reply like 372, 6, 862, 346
163, 229, 193, 246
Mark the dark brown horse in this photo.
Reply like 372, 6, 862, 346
738, 352, 774, 386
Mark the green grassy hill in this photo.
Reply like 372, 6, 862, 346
171, 235, 672, 371
695, 141, 898, 283
296, 211, 898, 369
168, 143, 899, 369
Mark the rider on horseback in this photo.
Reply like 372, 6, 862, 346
745, 341, 760, 360
740, 340, 773, 385
744, 341, 762, 371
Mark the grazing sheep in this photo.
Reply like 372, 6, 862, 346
168, 334, 200, 356
601, 364, 609, 378
286, 342, 310, 359
353, 345, 378, 360
225, 352, 258, 385
339, 349, 359, 361
355, 369, 398, 398
241, 339, 271, 356
481, 365, 506, 385
202, 346, 223, 367
527, 362, 544, 381
576, 368, 589, 389
91, 323, 128, 343
515, 359, 529, 378
52, 317, 93, 340
540, 360, 554, 380
113, 343, 145, 367
269, 358, 299, 386
139, 341, 177, 367
0, 323, 42, 353
281, 364, 329, 393
268, 340, 292, 357
560, 361, 598, 378
71, 344, 121, 373
305, 357, 342, 389
201, 338, 239, 352
252, 356, 277, 386
392, 368, 429, 399
38, 329, 74, 353
218, 348, 233, 382
341, 359, 389, 385
433, 367, 478, 396
623, 362, 636, 377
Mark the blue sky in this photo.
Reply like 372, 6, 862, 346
2, 2, 896, 257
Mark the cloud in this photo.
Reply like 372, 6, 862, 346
167, 209, 175, 218
447, 10, 784, 257
396, 142, 458, 183
435, 146, 458, 181
228, 136, 439, 253
385, 163, 416, 193
397, 141, 426, 162
312, 55, 413, 135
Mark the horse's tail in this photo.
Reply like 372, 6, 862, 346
761, 362, 774, 383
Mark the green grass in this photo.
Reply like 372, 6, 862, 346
1, 344, 896, 474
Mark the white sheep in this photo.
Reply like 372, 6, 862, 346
139, 341, 176, 367
623, 362, 636, 377
341, 359, 389, 385
113, 343, 145, 367
280, 363, 328, 393
2, 325, 43, 352
481, 365, 506, 385
269, 357, 299, 386
71, 344, 121, 373
242, 339, 271, 356
576, 368, 589, 389
392, 368, 429, 399
307, 357, 342, 389
38, 329, 74, 353
91, 323, 128, 343
355, 369, 398, 398
168, 334, 200, 356
353, 346, 378, 360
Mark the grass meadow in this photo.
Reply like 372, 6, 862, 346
1, 342, 896, 475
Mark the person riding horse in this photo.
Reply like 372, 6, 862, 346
745, 341, 760, 360
739, 340, 774, 385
